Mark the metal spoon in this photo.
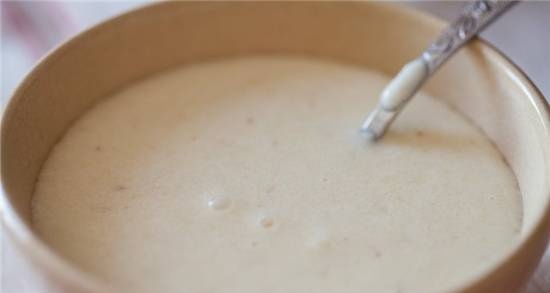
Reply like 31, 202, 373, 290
361, 0, 518, 141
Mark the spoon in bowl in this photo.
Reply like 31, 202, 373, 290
360, 0, 518, 141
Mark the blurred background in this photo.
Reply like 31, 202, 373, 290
2, 1, 549, 103
1, 1, 549, 293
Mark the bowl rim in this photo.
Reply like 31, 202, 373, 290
1, 2, 549, 293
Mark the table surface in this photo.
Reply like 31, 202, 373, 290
1, 2, 549, 292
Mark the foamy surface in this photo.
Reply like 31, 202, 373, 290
33, 56, 522, 293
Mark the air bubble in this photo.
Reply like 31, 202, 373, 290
310, 228, 331, 249
259, 216, 274, 228
208, 197, 232, 211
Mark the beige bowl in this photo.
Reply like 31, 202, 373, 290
2, 2, 550, 293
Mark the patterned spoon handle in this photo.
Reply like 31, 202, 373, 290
361, 0, 518, 140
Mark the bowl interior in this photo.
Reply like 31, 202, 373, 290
2, 2, 550, 293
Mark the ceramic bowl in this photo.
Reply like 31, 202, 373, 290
2, 2, 549, 293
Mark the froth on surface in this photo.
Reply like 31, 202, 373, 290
32, 56, 522, 293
